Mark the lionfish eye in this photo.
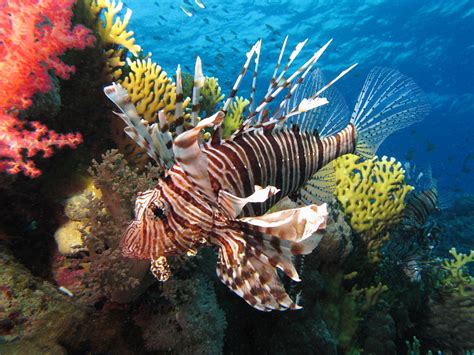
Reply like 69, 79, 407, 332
150, 201, 167, 219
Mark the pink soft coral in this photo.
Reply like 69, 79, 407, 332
0, 0, 94, 177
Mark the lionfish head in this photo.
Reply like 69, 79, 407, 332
120, 187, 172, 260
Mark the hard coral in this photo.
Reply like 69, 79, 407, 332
0, 0, 94, 177
335, 154, 413, 262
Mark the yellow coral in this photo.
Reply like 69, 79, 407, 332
223, 97, 249, 138
201, 77, 225, 116
121, 58, 190, 123
85, 0, 141, 55
351, 283, 388, 312
335, 154, 413, 261
83, 0, 141, 80
441, 248, 474, 295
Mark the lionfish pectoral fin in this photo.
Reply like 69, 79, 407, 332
218, 185, 280, 219
173, 111, 225, 203
214, 203, 328, 311
298, 160, 337, 205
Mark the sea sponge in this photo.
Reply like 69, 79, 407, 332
335, 154, 413, 262
54, 220, 88, 256
55, 180, 101, 255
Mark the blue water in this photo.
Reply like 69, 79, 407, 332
129, 0, 474, 197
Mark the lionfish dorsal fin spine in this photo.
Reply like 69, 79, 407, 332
173, 111, 225, 203
103, 83, 174, 170
191, 57, 205, 126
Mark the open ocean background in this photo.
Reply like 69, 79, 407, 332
128, 0, 474, 200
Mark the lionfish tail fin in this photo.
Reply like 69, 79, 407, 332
351, 67, 430, 158
216, 187, 328, 311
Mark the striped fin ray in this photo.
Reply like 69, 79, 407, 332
104, 83, 175, 169
173, 111, 225, 203
222, 41, 260, 113
256, 38, 309, 123
248, 39, 262, 114
251, 39, 333, 121
174, 65, 185, 135
215, 201, 327, 311
278, 63, 357, 127
216, 240, 297, 311
299, 161, 337, 205
285, 69, 350, 136
191, 57, 205, 126
265, 35, 288, 98
233, 39, 334, 138
351, 67, 430, 157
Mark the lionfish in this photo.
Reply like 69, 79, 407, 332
104, 37, 430, 311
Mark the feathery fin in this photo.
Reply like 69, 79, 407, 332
351, 67, 430, 157
299, 161, 337, 205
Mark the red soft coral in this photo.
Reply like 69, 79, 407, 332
0, 0, 95, 177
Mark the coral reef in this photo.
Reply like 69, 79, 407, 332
0, 245, 87, 352
134, 256, 226, 354
222, 96, 250, 138
53, 150, 161, 305
0, 0, 94, 177
335, 154, 413, 262
121, 58, 190, 123
200, 76, 225, 117
82, 0, 141, 81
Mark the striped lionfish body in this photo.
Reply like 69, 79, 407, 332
104, 37, 429, 311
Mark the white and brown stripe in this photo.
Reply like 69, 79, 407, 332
205, 122, 357, 216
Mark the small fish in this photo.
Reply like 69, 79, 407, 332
203, 17, 210, 24
180, 5, 193, 17
154, 1, 159, 6
158, 15, 167, 21
205, 35, 214, 42
425, 140, 436, 152
58, 286, 74, 297
195, 0, 206, 9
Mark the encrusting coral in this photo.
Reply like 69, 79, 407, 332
335, 154, 413, 262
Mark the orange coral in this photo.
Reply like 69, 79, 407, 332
0, 0, 94, 177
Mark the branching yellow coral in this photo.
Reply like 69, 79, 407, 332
351, 282, 389, 312
201, 77, 225, 116
335, 154, 413, 262
121, 58, 190, 123
441, 248, 474, 295
85, 0, 141, 55
223, 97, 249, 138
83, 0, 141, 81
